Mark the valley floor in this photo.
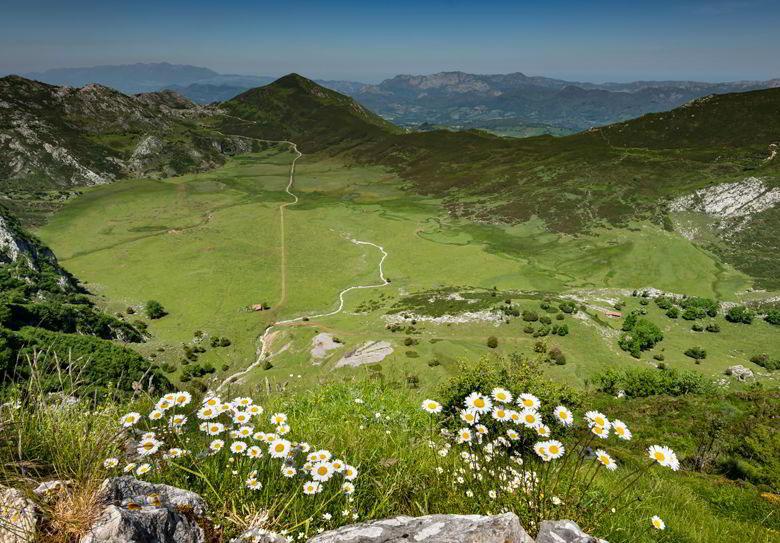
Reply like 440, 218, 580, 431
35, 148, 779, 392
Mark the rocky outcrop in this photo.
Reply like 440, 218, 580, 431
536, 520, 607, 543
80, 477, 208, 543
725, 365, 754, 381
308, 513, 534, 543
0, 486, 37, 543
669, 177, 780, 221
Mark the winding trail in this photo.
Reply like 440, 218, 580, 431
214, 118, 389, 391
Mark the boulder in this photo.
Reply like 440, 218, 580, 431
535, 520, 607, 543
230, 526, 288, 542
80, 476, 208, 543
81, 505, 204, 543
308, 513, 532, 543
725, 365, 754, 381
0, 486, 37, 543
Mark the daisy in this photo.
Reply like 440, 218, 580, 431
341, 482, 355, 495
544, 440, 565, 459
103, 458, 119, 469
230, 441, 248, 454
553, 406, 573, 426
247, 404, 264, 416
464, 392, 492, 414
137, 437, 161, 457
331, 459, 346, 472
276, 424, 291, 436
517, 393, 540, 410
232, 411, 251, 425
282, 466, 297, 478
155, 398, 173, 411
270, 413, 288, 425
612, 420, 632, 441
209, 439, 225, 452
343, 465, 358, 481
263, 433, 279, 443
253, 432, 267, 441
148, 409, 164, 421
491, 406, 511, 422
506, 429, 520, 441
170, 414, 187, 427
246, 478, 262, 490
135, 463, 152, 476
206, 422, 225, 436
233, 396, 253, 407
311, 461, 335, 482
202, 396, 221, 407
533, 442, 549, 461
491, 388, 513, 404
508, 410, 521, 424
591, 424, 609, 439
269, 439, 292, 459
595, 449, 618, 471
120, 412, 141, 427
460, 409, 479, 426
174, 391, 192, 407
167, 448, 186, 458
303, 481, 322, 495
247, 446, 263, 459
312, 449, 332, 462
520, 409, 541, 429
457, 428, 473, 444
648, 445, 679, 471
421, 399, 443, 414
236, 426, 254, 438
651, 516, 665, 530
196, 406, 218, 420
536, 424, 551, 437
585, 410, 610, 430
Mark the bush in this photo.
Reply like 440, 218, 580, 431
653, 353, 665, 361
680, 297, 718, 317
523, 325, 534, 334
558, 301, 576, 314
618, 314, 663, 358
539, 316, 552, 325
750, 353, 780, 371
521, 310, 539, 322
685, 346, 707, 360
486, 336, 498, 349
706, 322, 720, 333
594, 367, 712, 397
145, 300, 167, 319
765, 309, 780, 326
692, 323, 704, 332
682, 306, 706, 320
427, 359, 441, 367
725, 306, 753, 324
666, 307, 679, 319
655, 296, 673, 310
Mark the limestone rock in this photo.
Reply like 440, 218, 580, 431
80, 476, 208, 543
230, 526, 288, 542
308, 513, 532, 543
725, 365, 754, 381
535, 520, 607, 543
0, 486, 37, 543
81, 505, 204, 543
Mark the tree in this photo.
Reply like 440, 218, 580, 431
145, 300, 167, 319
487, 336, 498, 349
725, 306, 753, 324
619, 317, 664, 358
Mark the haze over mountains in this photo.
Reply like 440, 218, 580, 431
16, 62, 780, 133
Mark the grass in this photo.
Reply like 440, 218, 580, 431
33, 149, 778, 393
1, 356, 777, 542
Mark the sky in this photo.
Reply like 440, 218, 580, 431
1, 0, 779, 83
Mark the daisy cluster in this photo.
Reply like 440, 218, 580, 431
110, 391, 358, 498
420, 387, 679, 517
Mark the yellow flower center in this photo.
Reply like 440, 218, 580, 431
654, 452, 665, 461
616, 427, 624, 435
525, 415, 535, 423
474, 398, 485, 408
549, 445, 560, 454
317, 467, 328, 476
275, 444, 285, 452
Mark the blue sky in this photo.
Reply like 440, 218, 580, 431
2, 0, 778, 82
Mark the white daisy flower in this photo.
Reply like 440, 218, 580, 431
232, 411, 251, 425
460, 409, 479, 426
137, 437, 162, 457
341, 482, 355, 495
135, 463, 152, 476
270, 412, 288, 425
517, 393, 540, 410
206, 422, 225, 436
585, 410, 610, 430
196, 406, 219, 420
311, 461, 335, 482
491, 387, 513, 403
174, 391, 192, 407
591, 424, 609, 439
464, 392, 492, 414
103, 457, 119, 469
303, 481, 322, 495
595, 449, 618, 471
209, 439, 225, 452
269, 439, 292, 459
230, 441, 248, 454
553, 406, 573, 426
491, 406, 511, 422
247, 445, 263, 459
651, 515, 665, 530
611, 420, 632, 441
247, 404, 264, 416
282, 466, 297, 478
648, 445, 679, 471
120, 412, 141, 427
421, 399, 443, 413
343, 465, 358, 481
246, 477, 262, 490
520, 409, 541, 429
457, 428, 473, 444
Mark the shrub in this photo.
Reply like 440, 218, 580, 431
558, 301, 576, 314
725, 306, 753, 324
684, 346, 707, 360
706, 322, 720, 333
692, 323, 704, 332
654, 296, 673, 310
145, 300, 167, 320
539, 315, 552, 325
555, 313, 564, 321
427, 359, 441, 367
680, 297, 718, 317
618, 314, 663, 358
523, 325, 534, 334
682, 306, 706, 320
666, 307, 679, 319
594, 367, 712, 397
219, 337, 232, 347
653, 353, 665, 361
486, 336, 498, 349
262, 360, 273, 370
765, 309, 780, 326
521, 310, 539, 322
750, 353, 780, 371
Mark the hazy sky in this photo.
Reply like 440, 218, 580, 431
2, 0, 779, 82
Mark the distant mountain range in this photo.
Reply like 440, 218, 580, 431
15, 63, 780, 133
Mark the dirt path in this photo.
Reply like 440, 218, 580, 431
214, 117, 389, 391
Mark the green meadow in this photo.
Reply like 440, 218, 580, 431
36, 149, 776, 392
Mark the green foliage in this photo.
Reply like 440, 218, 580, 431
725, 306, 753, 324
594, 367, 712, 397
558, 300, 576, 314
486, 336, 498, 349
521, 310, 539, 322
618, 312, 663, 358
684, 346, 707, 360
654, 296, 673, 310
665, 306, 679, 319
145, 299, 167, 319
765, 309, 780, 326
750, 353, 780, 371
680, 297, 718, 317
